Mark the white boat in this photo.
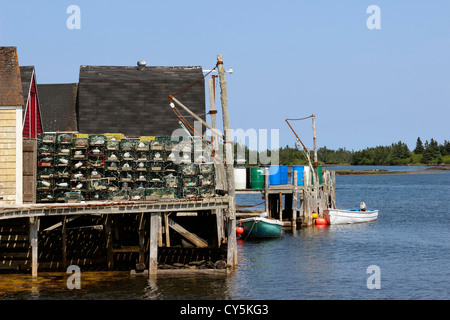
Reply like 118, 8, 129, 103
324, 208, 379, 225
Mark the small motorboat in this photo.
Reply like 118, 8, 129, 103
324, 202, 379, 225
238, 213, 284, 238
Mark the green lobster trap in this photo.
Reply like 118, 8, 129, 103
37, 167, 54, 179
56, 145, 71, 156
55, 167, 70, 178
89, 190, 108, 201
109, 189, 129, 201
89, 168, 104, 179
182, 187, 199, 199
149, 150, 165, 162
135, 161, 148, 172
72, 160, 87, 171
56, 133, 74, 145
89, 134, 106, 146
105, 160, 120, 171
120, 138, 138, 151
37, 155, 54, 167
119, 171, 135, 183
87, 155, 105, 168
136, 140, 150, 152
106, 138, 120, 150
39, 132, 56, 144
149, 161, 164, 172
182, 176, 198, 187
88, 146, 105, 156
37, 143, 55, 155
55, 155, 70, 167
144, 188, 178, 201
199, 185, 215, 198
71, 180, 89, 192
37, 179, 53, 190
73, 136, 89, 149
179, 163, 199, 176
129, 189, 145, 201
90, 178, 109, 191
198, 173, 215, 186
163, 174, 179, 188
105, 150, 120, 161
64, 191, 84, 203
120, 161, 134, 171
150, 140, 164, 151
199, 163, 214, 174
55, 178, 70, 190
36, 191, 54, 203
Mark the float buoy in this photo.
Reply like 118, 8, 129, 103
311, 213, 318, 219
315, 218, 328, 226
236, 226, 244, 236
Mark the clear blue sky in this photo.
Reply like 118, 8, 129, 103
1, 0, 449, 151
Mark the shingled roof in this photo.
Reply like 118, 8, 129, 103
77, 65, 206, 137
0, 47, 24, 106
37, 83, 78, 132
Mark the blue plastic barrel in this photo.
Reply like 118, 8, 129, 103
280, 165, 288, 184
269, 166, 281, 185
292, 166, 305, 185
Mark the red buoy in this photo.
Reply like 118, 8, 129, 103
236, 226, 244, 236
315, 218, 328, 226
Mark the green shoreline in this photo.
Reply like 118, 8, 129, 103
332, 165, 449, 175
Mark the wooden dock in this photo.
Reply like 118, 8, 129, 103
0, 197, 230, 277
236, 168, 336, 229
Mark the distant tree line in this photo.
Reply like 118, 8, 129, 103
232, 138, 450, 166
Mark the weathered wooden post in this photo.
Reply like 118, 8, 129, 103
105, 215, 114, 269
264, 167, 269, 214
209, 75, 226, 247
217, 54, 237, 269
149, 212, 161, 278
29, 217, 39, 277
292, 170, 298, 230
62, 215, 67, 269
312, 114, 319, 187
138, 213, 145, 265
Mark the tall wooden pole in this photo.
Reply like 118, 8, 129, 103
292, 170, 298, 230
312, 114, 318, 187
217, 54, 237, 268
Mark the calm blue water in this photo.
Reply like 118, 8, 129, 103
1, 167, 449, 300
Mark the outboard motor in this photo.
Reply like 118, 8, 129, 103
360, 201, 367, 211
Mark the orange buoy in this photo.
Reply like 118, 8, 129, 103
236, 226, 244, 236
315, 218, 328, 226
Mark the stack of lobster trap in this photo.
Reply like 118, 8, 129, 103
36, 132, 216, 203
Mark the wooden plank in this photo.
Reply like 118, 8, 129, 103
112, 246, 140, 253
167, 217, 208, 248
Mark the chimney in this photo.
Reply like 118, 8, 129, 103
137, 60, 146, 70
